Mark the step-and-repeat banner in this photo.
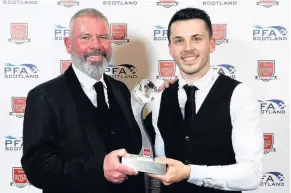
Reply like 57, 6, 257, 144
0, 0, 289, 193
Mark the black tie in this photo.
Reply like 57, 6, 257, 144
94, 82, 108, 111
183, 85, 198, 127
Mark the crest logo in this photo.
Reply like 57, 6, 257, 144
264, 133, 276, 154
10, 167, 30, 188
212, 24, 229, 45
57, 0, 79, 7
9, 97, 26, 118
9, 23, 30, 44
110, 23, 129, 45
255, 60, 277, 81
143, 148, 151, 157
156, 0, 178, 8
156, 60, 177, 80
257, 0, 279, 8
60, 60, 71, 74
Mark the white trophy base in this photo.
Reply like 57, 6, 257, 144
122, 155, 166, 175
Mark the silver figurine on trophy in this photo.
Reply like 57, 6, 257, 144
121, 79, 166, 175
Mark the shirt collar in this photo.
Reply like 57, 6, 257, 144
72, 64, 107, 89
178, 67, 216, 90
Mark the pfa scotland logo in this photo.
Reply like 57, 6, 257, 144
212, 64, 236, 79
264, 133, 276, 154
57, 0, 79, 7
9, 97, 26, 118
105, 64, 137, 79
60, 60, 71, 74
55, 25, 69, 40
261, 172, 285, 186
156, 0, 178, 8
10, 167, 30, 188
4, 63, 38, 79
255, 60, 277, 81
259, 99, 286, 114
156, 60, 177, 80
212, 24, 229, 45
153, 25, 167, 41
5, 136, 23, 152
9, 23, 30, 44
253, 25, 287, 41
110, 23, 129, 45
257, 0, 279, 8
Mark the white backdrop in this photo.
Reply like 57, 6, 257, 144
0, 0, 289, 193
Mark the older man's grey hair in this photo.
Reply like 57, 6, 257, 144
69, 8, 109, 38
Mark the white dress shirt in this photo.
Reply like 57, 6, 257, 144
152, 67, 263, 191
72, 64, 109, 107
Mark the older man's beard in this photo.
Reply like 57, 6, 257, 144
71, 49, 111, 79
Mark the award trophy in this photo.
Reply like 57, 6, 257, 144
121, 79, 167, 175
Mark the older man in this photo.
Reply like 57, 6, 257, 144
21, 8, 147, 193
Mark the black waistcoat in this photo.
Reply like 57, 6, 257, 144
157, 74, 241, 193
78, 81, 145, 193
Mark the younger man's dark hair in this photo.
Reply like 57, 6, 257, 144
167, 7, 213, 43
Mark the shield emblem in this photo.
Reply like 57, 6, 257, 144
57, 0, 78, 7
258, 60, 275, 77
111, 24, 127, 40
157, 0, 178, 7
160, 0, 175, 2
12, 168, 27, 184
143, 148, 151, 157
264, 133, 274, 151
158, 60, 175, 77
11, 97, 26, 114
212, 24, 227, 41
60, 60, 71, 74
257, 0, 278, 8
11, 23, 28, 40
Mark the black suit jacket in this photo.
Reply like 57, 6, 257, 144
21, 65, 144, 193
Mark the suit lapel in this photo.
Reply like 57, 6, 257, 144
64, 65, 106, 157
104, 75, 141, 148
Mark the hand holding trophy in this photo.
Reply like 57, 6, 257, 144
121, 79, 166, 175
